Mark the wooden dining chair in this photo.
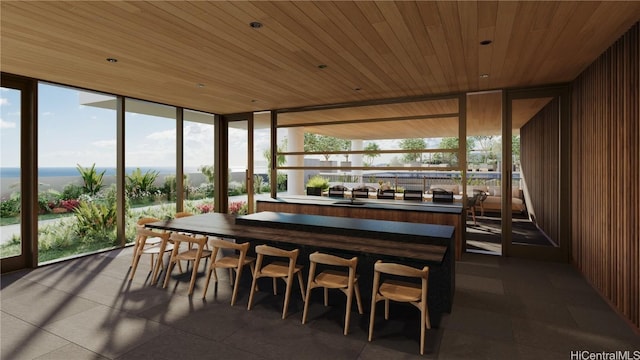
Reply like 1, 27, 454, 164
163, 232, 212, 296
368, 260, 431, 355
302, 252, 363, 335
247, 244, 305, 319
202, 239, 256, 306
130, 227, 172, 281
131, 217, 163, 268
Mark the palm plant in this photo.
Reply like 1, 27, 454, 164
126, 168, 159, 197
76, 163, 105, 195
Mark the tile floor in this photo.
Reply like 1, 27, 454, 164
1, 249, 638, 359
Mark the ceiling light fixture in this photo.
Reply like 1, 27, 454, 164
249, 21, 263, 29
480, 40, 492, 46
106, 58, 118, 63
480, 74, 489, 78
353, 87, 362, 91
317, 64, 327, 69
197, 83, 205, 88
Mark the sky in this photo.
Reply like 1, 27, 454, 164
0, 82, 452, 172
0, 83, 258, 171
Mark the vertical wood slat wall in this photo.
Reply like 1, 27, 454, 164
520, 98, 561, 244
571, 22, 639, 329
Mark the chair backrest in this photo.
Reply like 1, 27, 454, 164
169, 231, 208, 247
135, 227, 170, 247
137, 217, 160, 226
309, 252, 357, 269
255, 244, 299, 259
473, 189, 488, 202
352, 187, 370, 198
432, 188, 454, 203
328, 185, 346, 198
466, 192, 482, 207
374, 261, 429, 279
403, 189, 423, 201
210, 238, 250, 263
377, 189, 395, 199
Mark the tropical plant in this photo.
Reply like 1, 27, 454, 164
61, 184, 84, 200
228, 201, 248, 215
76, 163, 106, 195
73, 189, 117, 242
126, 168, 159, 197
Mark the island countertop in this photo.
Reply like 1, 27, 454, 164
257, 195, 463, 214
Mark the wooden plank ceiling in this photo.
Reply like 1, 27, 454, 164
2, 1, 639, 138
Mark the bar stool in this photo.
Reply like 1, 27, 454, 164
302, 252, 363, 335
202, 239, 256, 306
368, 260, 431, 355
247, 244, 305, 319
163, 232, 212, 296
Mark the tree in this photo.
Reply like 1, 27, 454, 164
399, 138, 426, 163
304, 133, 344, 161
340, 139, 352, 162
263, 138, 288, 190
469, 136, 497, 163
363, 142, 381, 166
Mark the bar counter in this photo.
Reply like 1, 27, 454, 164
256, 196, 465, 260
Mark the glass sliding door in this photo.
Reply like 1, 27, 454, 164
226, 115, 252, 215
505, 87, 570, 261
37, 83, 117, 263
0, 86, 23, 262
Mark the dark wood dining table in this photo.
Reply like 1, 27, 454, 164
146, 211, 456, 325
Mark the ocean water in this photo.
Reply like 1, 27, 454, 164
0, 167, 187, 178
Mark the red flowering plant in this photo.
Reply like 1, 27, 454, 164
228, 201, 248, 215
195, 203, 215, 214
60, 199, 81, 212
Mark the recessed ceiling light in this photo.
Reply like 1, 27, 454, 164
251, 99, 257, 103
353, 87, 362, 91
106, 58, 118, 63
249, 21, 263, 29
317, 64, 327, 69
480, 40, 492, 46
197, 83, 205, 88
480, 74, 489, 78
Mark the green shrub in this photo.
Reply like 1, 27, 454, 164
126, 168, 159, 197
0, 193, 20, 217
73, 188, 117, 242
61, 184, 84, 200
306, 175, 329, 190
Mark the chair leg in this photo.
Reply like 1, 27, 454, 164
420, 308, 426, 355
344, 286, 354, 335
247, 274, 259, 310
301, 277, 313, 325
163, 259, 176, 288
384, 299, 390, 320
202, 266, 213, 299
282, 275, 294, 319
272, 278, 277, 295
368, 297, 377, 342
230, 265, 243, 306
297, 271, 306, 301
129, 252, 141, 281
187, 257, 201, 296
324, 287, 329, 306
354, 282, 364, 314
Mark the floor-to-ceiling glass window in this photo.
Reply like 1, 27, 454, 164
183, 110, 215, 213
37, 83, 117, 263
124, 99, 176, 241
253, 112, 273, 204
227, 118, 250, 214
0, 87, 22, 259
465, 91, 503, 255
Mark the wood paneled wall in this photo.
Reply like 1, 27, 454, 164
571, 22, 639, 329
520, 97, 561, 245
